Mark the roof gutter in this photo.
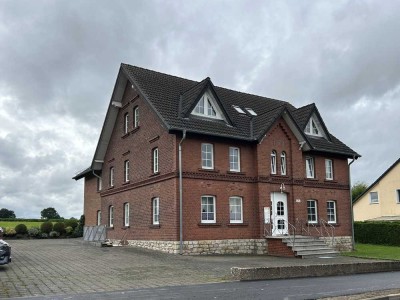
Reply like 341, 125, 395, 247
348, 155, 357, 251
179, 129, 187, 255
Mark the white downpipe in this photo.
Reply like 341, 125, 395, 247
179, 130, 187, 255
349, 155, 357, 250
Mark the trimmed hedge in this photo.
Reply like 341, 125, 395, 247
354, 221, 400, 246
0, 218, 65, 222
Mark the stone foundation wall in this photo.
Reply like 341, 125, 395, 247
110, 239, 267, 255
320, 236, 352, 251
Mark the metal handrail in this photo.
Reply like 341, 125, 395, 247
264, 216, 296, 246
320, 219, 335, 246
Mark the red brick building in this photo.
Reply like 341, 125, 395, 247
73, 64, 360, 255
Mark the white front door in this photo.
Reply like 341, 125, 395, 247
271, 192, 288, 235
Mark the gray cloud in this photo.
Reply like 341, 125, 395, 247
0, 0, 399, 218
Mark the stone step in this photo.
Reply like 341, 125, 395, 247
295, 250, 340, 258
280, 235, 338, 258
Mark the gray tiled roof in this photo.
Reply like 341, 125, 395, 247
121, 64, 359, 158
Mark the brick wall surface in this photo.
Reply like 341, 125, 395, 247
267, 238, 296, 257
84, 176, 101, 226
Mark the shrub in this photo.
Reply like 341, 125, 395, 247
354, 221, 400, 246
49, 231, 60, 238
40, 221, 53, 234
40, 233, 48, 239
65, 226, 73, 235
28, 227, 40, 237
65, 219, 78, 230
15, 223, 28, 235
5, 228, 16, 237
53, 222, 65, 234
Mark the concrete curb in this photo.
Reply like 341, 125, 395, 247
231, 261, 400, 281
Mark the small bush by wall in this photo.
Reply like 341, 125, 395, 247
28, 227, 40, 237
64, 219, 78, 230
53, 222, 65, 234
15, 224, 28, 234
40, 221, 53, 234
354, 221, 400, 246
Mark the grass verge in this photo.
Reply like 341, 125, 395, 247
0, 221, 44, 230
343, 243, 400, 260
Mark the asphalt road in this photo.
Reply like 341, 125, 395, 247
11, 271, 400, 300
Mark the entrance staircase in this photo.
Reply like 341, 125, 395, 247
282, 235, 339, 258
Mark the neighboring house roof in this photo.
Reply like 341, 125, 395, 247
72, 167, 92, 180
353, 158, 400, 204
74, 64, 361, 178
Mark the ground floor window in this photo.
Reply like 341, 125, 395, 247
201, 195, 216, 223
109, 206, 114, 227
97, 210, 101, 226
327, 201, 336, 224
307, 200, 317, 223
229, 196, 243, 223
124, 203, 130, 227
152, 198, 159, 225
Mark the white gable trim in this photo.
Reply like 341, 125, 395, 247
191, 90, 225, 121
305, 113, 327, 138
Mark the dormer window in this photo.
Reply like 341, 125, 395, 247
305, 117, 322, 137
192, 93, 222, 119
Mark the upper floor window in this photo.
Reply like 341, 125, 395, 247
229, 147, 240, 172
124, 113, 129, 134
201, 143, 214, 169
305, 117, 322, 136
325, 159, 333, 180
124, 160, 130, 182
201, 195, 216, 223
152, 197, 159, 225
124, 203, 130, 227
280, 152, 287, 175
152, 148, 159, 173
97, 176, 102, 191
306, 157, 315, 178
192, 94, 222, 119
229, 196, 243, 223
109, 206, 114, 227
134, 107, 139, 128
397, 189, 400, 204
109, 167, 115, 187
97, 210, 101, 226
370, 192, 379, 204
327, 201, 336, 224
307, 200, 317, 224
271, 151, 277, 174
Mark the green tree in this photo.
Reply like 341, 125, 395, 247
41, 207, 61, 220
352, 181, 369, 202
0, 208, 16, 218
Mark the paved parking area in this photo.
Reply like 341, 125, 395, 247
0, 239, 383, 298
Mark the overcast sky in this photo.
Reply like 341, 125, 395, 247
0, 1, 399, 218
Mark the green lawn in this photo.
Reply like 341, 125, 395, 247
0, 221, 44, 230
343, 243, 400, 260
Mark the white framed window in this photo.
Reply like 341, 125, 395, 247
271, 150, 277, 174
124, 203, 129, 227
229, 147, 240, 172
370, 192, 379, 204
152, 197, 159, 225
124, 112, 129, 134
124, 160, 130, 182
307, 200, 318, 223
97, 210, 101, 226
109, 167, 114, 187
192, 93, 222, 119
201, 143, 214, 169
327, 201, 336, 224
153, 148, 159, 173
229, 196, 243, 223
306, 157, 315, 178
281, 152, 287, 175
305, 117, 322, 136
201, 195, 216, 223
134, 107, 139, 128
97, 176, 102, 191
397, 190, 400, 204
109, 206, 114, 227
325, 159, 333, 180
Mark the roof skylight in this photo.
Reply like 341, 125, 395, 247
233, 105, 246, 114
245, 108, 257, 116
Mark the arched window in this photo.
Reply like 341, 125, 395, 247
124, 112, 129, 134
96, 210, 101, 226
281, 152, 287, 175
109, 206, 114, 227
271, 151, 277, 174
124, 203, 130, 227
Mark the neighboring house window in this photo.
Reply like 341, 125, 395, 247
124, 203, 129, 227
370, 192, 379, 204
109, 167, 114, 187
229, 196, 243, 223
281, 152, 287, 175
327, 201, 336, 224
201, 143, 214, 169
109, 206, 114, 227
271, 150, 277, 174
307, 200, 317, 223
152, 148, 159, 173
124, 112, 129, 134
397, 189, 400, 204
306, 157, 315, 178
124, 160, 130, 182
134, 107, 139, 128
229, 147, 240, 172
201, 195, 216, 223
152, 197, 159, 225
325, 159, 333, 180
97, 210, 101, 226
193, 94, 221, 119
97, 176, 102, 191
305, 117, 322, 136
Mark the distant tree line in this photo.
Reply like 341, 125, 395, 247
0, 207, 71, 220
